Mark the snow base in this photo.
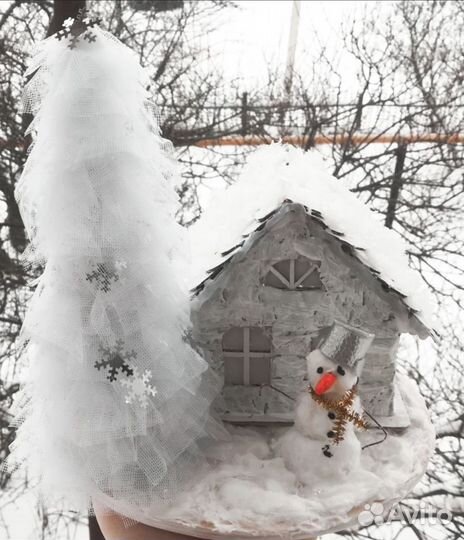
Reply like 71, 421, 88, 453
99, 374, 434, 539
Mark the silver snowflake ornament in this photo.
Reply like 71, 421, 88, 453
115, 259, 128, 272
86, 261, 120, 292
95, 339, 136, 382
54, 10, 100, 49
120, 366, 157, 408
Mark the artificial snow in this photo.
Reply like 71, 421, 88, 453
99, 374, 434, 539
188, 144, 437, 332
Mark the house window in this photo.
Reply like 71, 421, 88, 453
222, 327, 272, 386
264, 256, 324, 290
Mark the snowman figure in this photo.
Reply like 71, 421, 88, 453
276, 321, 375, 485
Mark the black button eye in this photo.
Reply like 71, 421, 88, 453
328, 412, 336, 420
337, 366, 345, 376
317, 366, 324, 374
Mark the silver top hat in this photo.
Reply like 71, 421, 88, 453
319, 320, 375, 369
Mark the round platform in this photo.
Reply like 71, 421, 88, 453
97, 374, 434, 539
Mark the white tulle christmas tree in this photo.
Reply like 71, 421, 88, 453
7, 17, 224, 518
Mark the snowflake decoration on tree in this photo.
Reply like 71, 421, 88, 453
86, 261, 120, 292
95, 339, 136, 382
55, 8, 100, 49
115, 259, 128, 272
120, 366, 157, 408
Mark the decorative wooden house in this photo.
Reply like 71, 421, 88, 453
189, 144, 436, 428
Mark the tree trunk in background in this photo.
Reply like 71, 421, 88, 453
385, 143, 407, 229
46, 0, 86, 37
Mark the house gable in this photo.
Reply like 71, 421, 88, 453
192, 202, 407, 340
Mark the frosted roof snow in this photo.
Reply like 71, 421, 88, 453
188, 143, 436, 334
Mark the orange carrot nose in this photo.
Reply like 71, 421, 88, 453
315, 372, 337, 395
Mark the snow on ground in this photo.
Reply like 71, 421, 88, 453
101, 374, 434, 539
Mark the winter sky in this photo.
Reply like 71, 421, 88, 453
211, 0, 373, 88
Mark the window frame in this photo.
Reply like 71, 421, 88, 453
222, 326, 272, 386
264, 257, 323, 290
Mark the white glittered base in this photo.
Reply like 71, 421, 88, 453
98, 374, 434, 539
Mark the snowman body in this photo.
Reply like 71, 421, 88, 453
277, 425, 361, 485
277, 349, 364, 484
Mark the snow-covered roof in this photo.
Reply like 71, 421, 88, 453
188, 144, 437, 335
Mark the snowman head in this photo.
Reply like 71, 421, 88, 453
306, 321, 375, 397
306, 349, 358, 397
